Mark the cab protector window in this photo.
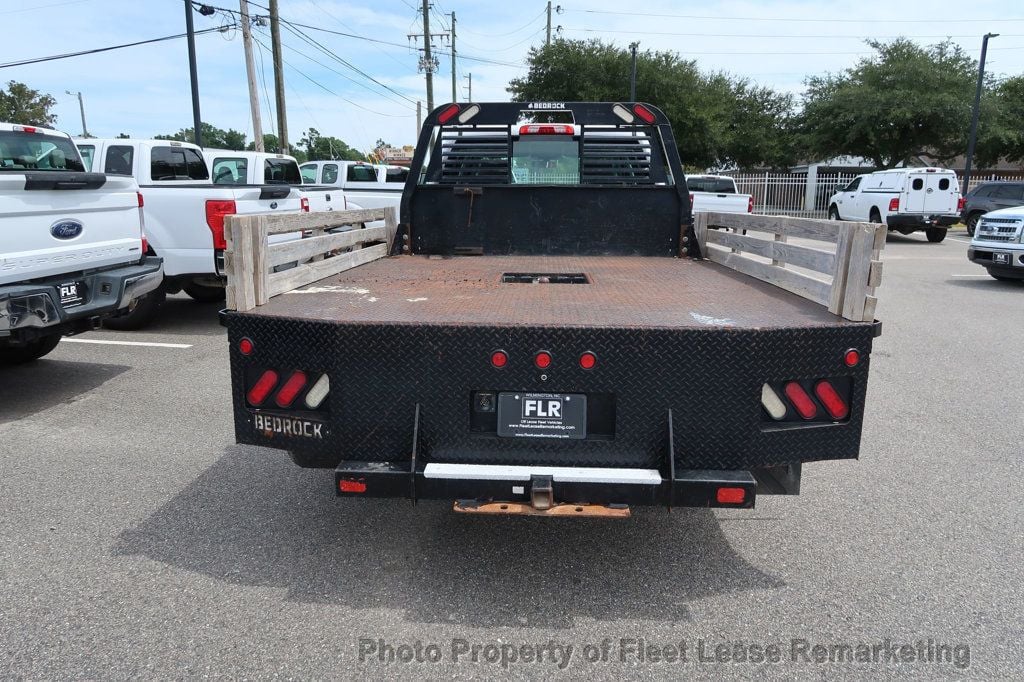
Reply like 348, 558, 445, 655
151, 146, 209, 181
264, 158, 301, 185
511, 135, 579, 185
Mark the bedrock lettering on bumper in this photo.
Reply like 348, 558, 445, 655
357, 638, 970, 669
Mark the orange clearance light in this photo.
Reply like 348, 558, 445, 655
717, 487, 746, 504
534, 351, 552, 369
247, 369, 279, 406
783, 382, 818, 420
238, 338, 254, 356
814, 380, 849, 420
579, 351, 597, 370
491, 350, 508, 368
339, 479, 367, 493
844, 349, 860, 367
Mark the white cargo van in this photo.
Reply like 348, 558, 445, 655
827, 168, 962, 243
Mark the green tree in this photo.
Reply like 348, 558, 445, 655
507, 39, 796, 169
975, 75, 1024, 167
0, 81, 57, 127
299, 128, 364, 161
115, 132, 131, 139
800, 39, 983, 168
156, 122, 248, 150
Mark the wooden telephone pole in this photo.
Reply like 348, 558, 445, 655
239, 0, 264, 151
268, 0, 288, 152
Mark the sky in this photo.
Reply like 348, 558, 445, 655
4, 0, 1024, 155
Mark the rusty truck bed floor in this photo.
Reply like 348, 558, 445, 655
251, 255, 858, 329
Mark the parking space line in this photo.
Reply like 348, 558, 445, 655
63, 338, 193, 349
948, 237, 972, 244
950, 274, 990, 278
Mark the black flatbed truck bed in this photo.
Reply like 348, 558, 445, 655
220, 102, 885, 517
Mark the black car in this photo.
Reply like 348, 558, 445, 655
961, 181, 1024, 235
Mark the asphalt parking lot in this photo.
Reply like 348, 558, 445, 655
1, 230, 1022, 678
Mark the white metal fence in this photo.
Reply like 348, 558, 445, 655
724, 171, 1024, 218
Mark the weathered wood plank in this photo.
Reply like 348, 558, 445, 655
705, 230, 835, 275
225, 214, 258, 312
266, 226, 387, 267
384, 207, 398, 252
705, 245, 831, 306
267, 243, 388, 297
263, 207, 390, 235
827, 223, 855, 315
705, 211, 855, 244
867, 260, 884, 288
692, 213, 708, 254
253, 215, 268, 307
841, 223, 879, 321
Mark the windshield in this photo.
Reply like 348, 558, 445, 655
687, 176, 735, 193
0, 131, 85, 172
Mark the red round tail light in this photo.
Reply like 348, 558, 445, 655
238, 338, 254, 356
844, 349, 860, 367
534, 351, 552, 369
579, 352, 597, 370
490, 350, 508, 368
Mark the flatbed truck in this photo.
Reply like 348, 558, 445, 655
219, 102, 885, 517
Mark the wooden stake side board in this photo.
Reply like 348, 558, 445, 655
225, 206, 398, 312
693, 212, 885, 322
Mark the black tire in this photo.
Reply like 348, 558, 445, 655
965, 212, 982, 236
925, 227, 947, 243
869, 208, 882, 224
288, 451, 341, 469
0, 333, 62, 364
182, 282, 226, 302
102, 290, 164, 330
828, 206, 840, 220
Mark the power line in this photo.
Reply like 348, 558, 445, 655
560, 27, 1024, 40
0, 0, 94, 14
253, 31, 276, 138
461, 8, 547, 37
571, 8, 1024, 23
0, 27, 224, 69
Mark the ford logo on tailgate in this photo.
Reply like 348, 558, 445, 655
50, 219, 84, 240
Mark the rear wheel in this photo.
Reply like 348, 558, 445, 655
966, 212, 982, 236
102, 289, 164, 330
0, 333, 62, 364
925, 227, 947, 243
869, 208, 882, 224
828, 206, 840, 221
182, 282, 226, 302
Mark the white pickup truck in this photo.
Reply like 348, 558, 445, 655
299, 160, 405, 212
686, 174, 754, 215
203, 149, 360, 214
827, 167, 961, 243
77, 138, 308, 328
967, 206, 1024, 281
1, 123, 162, 362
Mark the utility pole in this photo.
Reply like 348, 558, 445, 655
269, 0, 289, 153
416, 101, 422, 136
65, 90, 88, 137
239, 0, 264, 151
422, 0, 433, 112
183, 0, 203, 147
629, 42, 639, 101
963, 32, 999, 197
465, 73, 472, 102
546, 1, 551, 46
450, 11, 457, 103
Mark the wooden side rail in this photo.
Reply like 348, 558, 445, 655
694, 212, 885, 322
224, 206, 398, 312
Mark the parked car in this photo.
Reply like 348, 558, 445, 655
686, 174, 754, 214
961, 181, 1024, 236
299, 160, 405, 212
76, 138, 309, 328
1, 123, 162, 362
966, 206, 1024, 281
828, 168, 962, 242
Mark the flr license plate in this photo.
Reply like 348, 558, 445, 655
992, 252, 1011, 265
497, 392, 586, 440
58, 280, 85, 307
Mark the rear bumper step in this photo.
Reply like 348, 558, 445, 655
335, 460, 756, 510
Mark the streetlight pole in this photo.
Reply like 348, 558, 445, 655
183, 0, 203, 147
629, 42, 639, 101
963, 32, 998, 196
65, 90, 88, 137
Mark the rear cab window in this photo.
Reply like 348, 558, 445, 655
0, 130, 85, 172
300, 163, 318, 183
150, 145, 209, 181
385, 166, 409, 183
347, 164, 379, 183
264, 158, 301, 185
322, 163, 339, 184
104, 145, 134, 175
211, 157, 247, 185
687, 176, 737, 193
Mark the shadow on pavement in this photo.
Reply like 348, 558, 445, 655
115, 445, 784, 628
132, 294, 225, 337
947, 277, 1024, 290
0, 359, 129, 423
